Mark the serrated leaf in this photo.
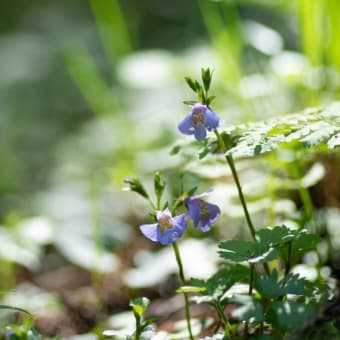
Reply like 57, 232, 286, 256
291, 232, 320, 256
254, 271, 306, 300
218, 240, 280, 264
223, 102, 340, 159
189, 265, 249, 302
266, 301, 314, 330
231, 295, 264, 324
255, 225, 296, 248
218, 240, 255, 262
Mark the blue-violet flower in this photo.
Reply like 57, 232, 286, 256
140, 208, 188, 245
184, 191, 220, 232
178, 103, 219, 141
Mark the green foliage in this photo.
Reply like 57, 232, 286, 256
218, 239, 280, 264
254, 270, 306, 300
266, 301, 315, 331
129, 297, 150, 319
230, 295, 264, 324
219, 226, 320, 270
124, 177, 149, 199
154, 172, 165, 206
223, 102, 340, 159
184, 67, 216, 106
184, 264, 249, 304
1, 310, 41, 340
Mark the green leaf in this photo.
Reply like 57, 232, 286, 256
254, 270, 307, 300
291, 231, 320, 256
124, 177, 149, 199
182, 100, 197, 105
223, 102, 340, 159
231, 295, 264, 324
218, 240, 280, 264
184, 77, 198, 92
201, 67, 212, 92
206, 265, 249, 299
130, 297, 150, 318
206, 95, 216, 106
170, 144, 181, 155
189, 265, 249, 303
154, 171, 165, 204
199, 143, 210, 159
218, 240, 255, 262
266, 301, 314, 330
255, 225, 296, 248
280, 273, 307, 295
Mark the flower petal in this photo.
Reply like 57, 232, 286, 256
185, 189, 213, 203
172, 213, 188, 230
178, 113, 194, 135
197, 217, 212, 232
140, 223, 159, 242
156, 208, 172, 221
187, 201, 201, 227
204, 108, 219, 130
208, 202, 220, 224
194, 124, 207, 140
157, 229, 173, 245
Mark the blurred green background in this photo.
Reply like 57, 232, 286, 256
1, 0, 340, 337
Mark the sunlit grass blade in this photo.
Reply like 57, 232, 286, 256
65, 46, 119, 116
90, 0, 132, 73
198, 0, 243, 86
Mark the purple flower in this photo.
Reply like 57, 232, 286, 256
140, 208, 188, 245
184, 191, 220, 232
178, 103, 219, 141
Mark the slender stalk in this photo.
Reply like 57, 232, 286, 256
249, 264, 254, 296
214, 301, 234, 339
243, 265, 255, 339
214, 130, 256, 239
134, 315, 142, 340
172, 242, 194, 340
286, 242, 292, 274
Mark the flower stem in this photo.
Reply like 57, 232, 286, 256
286, 242, 292, 274
214, 129, 256, 239
214, 301, 234, 339
172, 242, 194, 340
214, 129, 270, 275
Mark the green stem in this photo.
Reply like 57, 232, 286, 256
214, 301, 234, 339
214, 130, 256, 239
249, 264, 254, 296
135, 315, 142, 340
286, 242, 292, 275
214, 129, 270, 276
243, 265, 255, 339
292, 158, 314, 223
172, 242, 194, 340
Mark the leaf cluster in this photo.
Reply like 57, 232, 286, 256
223, 102, 340, 159
184, 68, 216, 106
218, 225, 320, 265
